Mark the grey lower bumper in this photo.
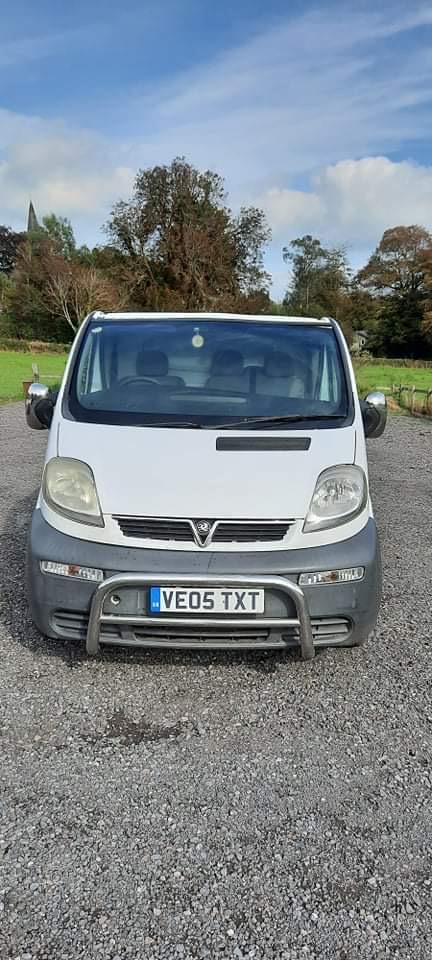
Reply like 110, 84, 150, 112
27, 510, 381, 657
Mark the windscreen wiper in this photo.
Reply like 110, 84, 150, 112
207, 414, 347, 429
137, 420, 203, 428
137, 414, 347, 429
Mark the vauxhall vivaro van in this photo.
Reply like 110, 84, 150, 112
26, 312, 386, 659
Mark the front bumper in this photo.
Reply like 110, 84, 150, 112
27, 510, 381, 658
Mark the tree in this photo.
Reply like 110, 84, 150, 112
357, 225, 431, 294
230, 206, 271, 295
0, 225, 25, 274
341, 285, 380, 332
5, 236, 56, 339
0, 272, 14, 335
7, 231, 124, 340
42, 214, 76, 260
420, 248, 432, 346
45, 262, 126, 334
282, 234, 352, 339
283, 235, 329, 313
106, 157, 271, 310
357, 225, 432, 357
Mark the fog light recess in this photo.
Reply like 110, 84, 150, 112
40, 561, 104, 583
298, 566, 365, 587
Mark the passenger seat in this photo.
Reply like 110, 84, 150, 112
206, 350, 250, 392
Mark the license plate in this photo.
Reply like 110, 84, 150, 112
149, 586, 265, 615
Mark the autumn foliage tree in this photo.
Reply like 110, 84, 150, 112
6, 231, 124, 339
419, 246, 432, 346
357, 225, 432, 357
357, 225, 431, 295
106, 157, 271, 311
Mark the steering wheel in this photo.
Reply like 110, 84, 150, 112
117, 376, 160, 388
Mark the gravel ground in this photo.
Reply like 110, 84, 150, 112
1, 402, 432, 959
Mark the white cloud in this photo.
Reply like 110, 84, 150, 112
260, 157, 432, 247
262, 189, 324, 232
0, 112, 134, 238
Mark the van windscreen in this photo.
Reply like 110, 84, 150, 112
68, 319, 351, 428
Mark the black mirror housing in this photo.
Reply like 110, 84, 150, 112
34, 396, 55, 428
361, 391, 387, 439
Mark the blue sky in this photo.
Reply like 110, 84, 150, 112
2, 0, 432, 296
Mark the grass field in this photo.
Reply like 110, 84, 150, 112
1, 350, 432, 405
353, 363, 432, 396
0, 351, 68, 402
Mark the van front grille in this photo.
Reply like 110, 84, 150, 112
211, 522, 290, 543
112, 516, 293, 544
114, 517, 194, 541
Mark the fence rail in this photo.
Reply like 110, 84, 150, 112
392, 383, 432, 415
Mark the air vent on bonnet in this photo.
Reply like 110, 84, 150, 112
216, 437, 311, 451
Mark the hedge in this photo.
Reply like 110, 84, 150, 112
353, 356, 432, 368
0, 338, 71, 354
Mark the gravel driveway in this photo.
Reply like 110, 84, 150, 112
1, 402, 432, 959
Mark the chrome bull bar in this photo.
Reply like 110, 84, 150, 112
86, 573, 315, 660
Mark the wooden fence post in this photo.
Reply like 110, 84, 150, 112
390, 385, 432, 416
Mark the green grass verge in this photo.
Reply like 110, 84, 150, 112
354, 362, 432, 396
0, 351, 68, 402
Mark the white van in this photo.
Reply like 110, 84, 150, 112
26, 312, 386, 659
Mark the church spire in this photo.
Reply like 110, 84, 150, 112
27, 201, 39, 233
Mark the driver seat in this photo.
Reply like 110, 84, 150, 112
136, 350, 184, 387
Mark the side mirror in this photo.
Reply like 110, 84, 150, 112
362, 391, 387, 439
25, 383, 55, 430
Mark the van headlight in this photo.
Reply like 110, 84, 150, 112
303, 465, 367, 533
42, 458, 104, 527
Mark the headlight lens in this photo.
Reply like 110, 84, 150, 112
42, 458, 104, 526
304, 465, 367, 532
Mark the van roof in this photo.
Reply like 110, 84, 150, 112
92, 311, 332, 326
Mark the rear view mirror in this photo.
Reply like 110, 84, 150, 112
25, 383, 55, 430
362, 391, 387, 439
